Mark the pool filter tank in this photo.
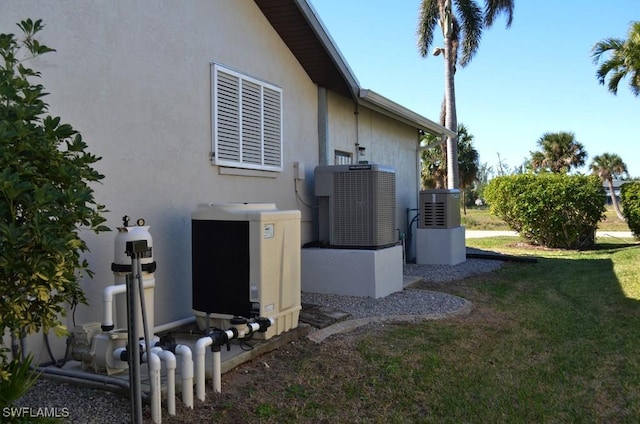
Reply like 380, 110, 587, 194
111, 216, 156, 335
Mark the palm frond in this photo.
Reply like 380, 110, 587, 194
454, 0, 483, 66
591, 38, 624, 63
630, 69, 640, 96
484, 0, 514, 27
607, 70, 625, 95
417, 0, 440, 57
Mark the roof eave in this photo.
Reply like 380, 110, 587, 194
293, 0, 360, 98
358, 89, 455, 137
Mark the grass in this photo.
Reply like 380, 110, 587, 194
168, 236, 640, 423
462, 205, 631, 232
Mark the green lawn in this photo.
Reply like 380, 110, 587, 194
187, 237, 640, 423
462, 205, 631, 232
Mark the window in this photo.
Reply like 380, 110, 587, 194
212, 64, 283, 171
334, 150, 352, 165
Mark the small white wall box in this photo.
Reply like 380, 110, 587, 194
315, 164, 397, 248
191, 203, 301, 340
419, 189, 461, 229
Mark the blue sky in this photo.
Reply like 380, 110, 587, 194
309, 0, 639, 177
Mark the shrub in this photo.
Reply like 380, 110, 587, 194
0, 355, 39, 415
484, 174, 605, 249
620, 182, 640, 239
1, 20, 108, 378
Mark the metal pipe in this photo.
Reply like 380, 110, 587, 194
126, 272, 143, 424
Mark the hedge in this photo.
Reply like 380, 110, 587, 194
484, 174, 605, 249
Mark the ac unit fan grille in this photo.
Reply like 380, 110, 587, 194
331, 170, 396, 247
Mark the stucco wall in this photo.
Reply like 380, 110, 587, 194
1, 0, 319, 341
326, 92, 420, 257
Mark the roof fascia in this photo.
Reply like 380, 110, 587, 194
294, 0, 360, 98
358, 89, 456, 138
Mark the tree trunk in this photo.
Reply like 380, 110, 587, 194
608, 178, 626, 220
443, 0, 459, 189
462, 189, 467, 215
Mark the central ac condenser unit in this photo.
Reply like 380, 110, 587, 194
418, 189, 461, 229
315, 164, 396, 248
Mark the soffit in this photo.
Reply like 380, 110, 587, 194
254, 0, 355, 98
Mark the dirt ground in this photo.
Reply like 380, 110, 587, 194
156, 277, 487, 424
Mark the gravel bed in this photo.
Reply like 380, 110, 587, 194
14, 258, 503, 423
14, 379, 132, 423
404, 257, 504, 283
302, 289, 468, 319
302, 258, 503, 319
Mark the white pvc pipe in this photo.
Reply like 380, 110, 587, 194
153, 316, 196, 334
113, 347, 127, 362
194, 336, 212, 402
174, 344, 194, 408
143, 351, 162, 424
152, 347, 177, 416
102, 284, 126, 329
196, 321, 275, 399
212, 349, 221, 393
102, 279, 156, 329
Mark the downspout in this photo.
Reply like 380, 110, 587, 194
354, 102, 360, 163
318, 87, 329, 166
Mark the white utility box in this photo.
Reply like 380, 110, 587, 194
191, 203, 301, 340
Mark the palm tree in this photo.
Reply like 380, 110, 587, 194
529, 132, 587, 174
420, 132, 447, 189
420, 124, 479, 214
417, 0, 513, 189
592, 21, 640, 97
457, 124, 479, 214
590, 153, 628, 220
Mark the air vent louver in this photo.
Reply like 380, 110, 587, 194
418, 189, 461, 229
315, 165, 397, 248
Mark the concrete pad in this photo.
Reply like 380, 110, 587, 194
301, 245, 403, 298
416, 227, 466, 265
